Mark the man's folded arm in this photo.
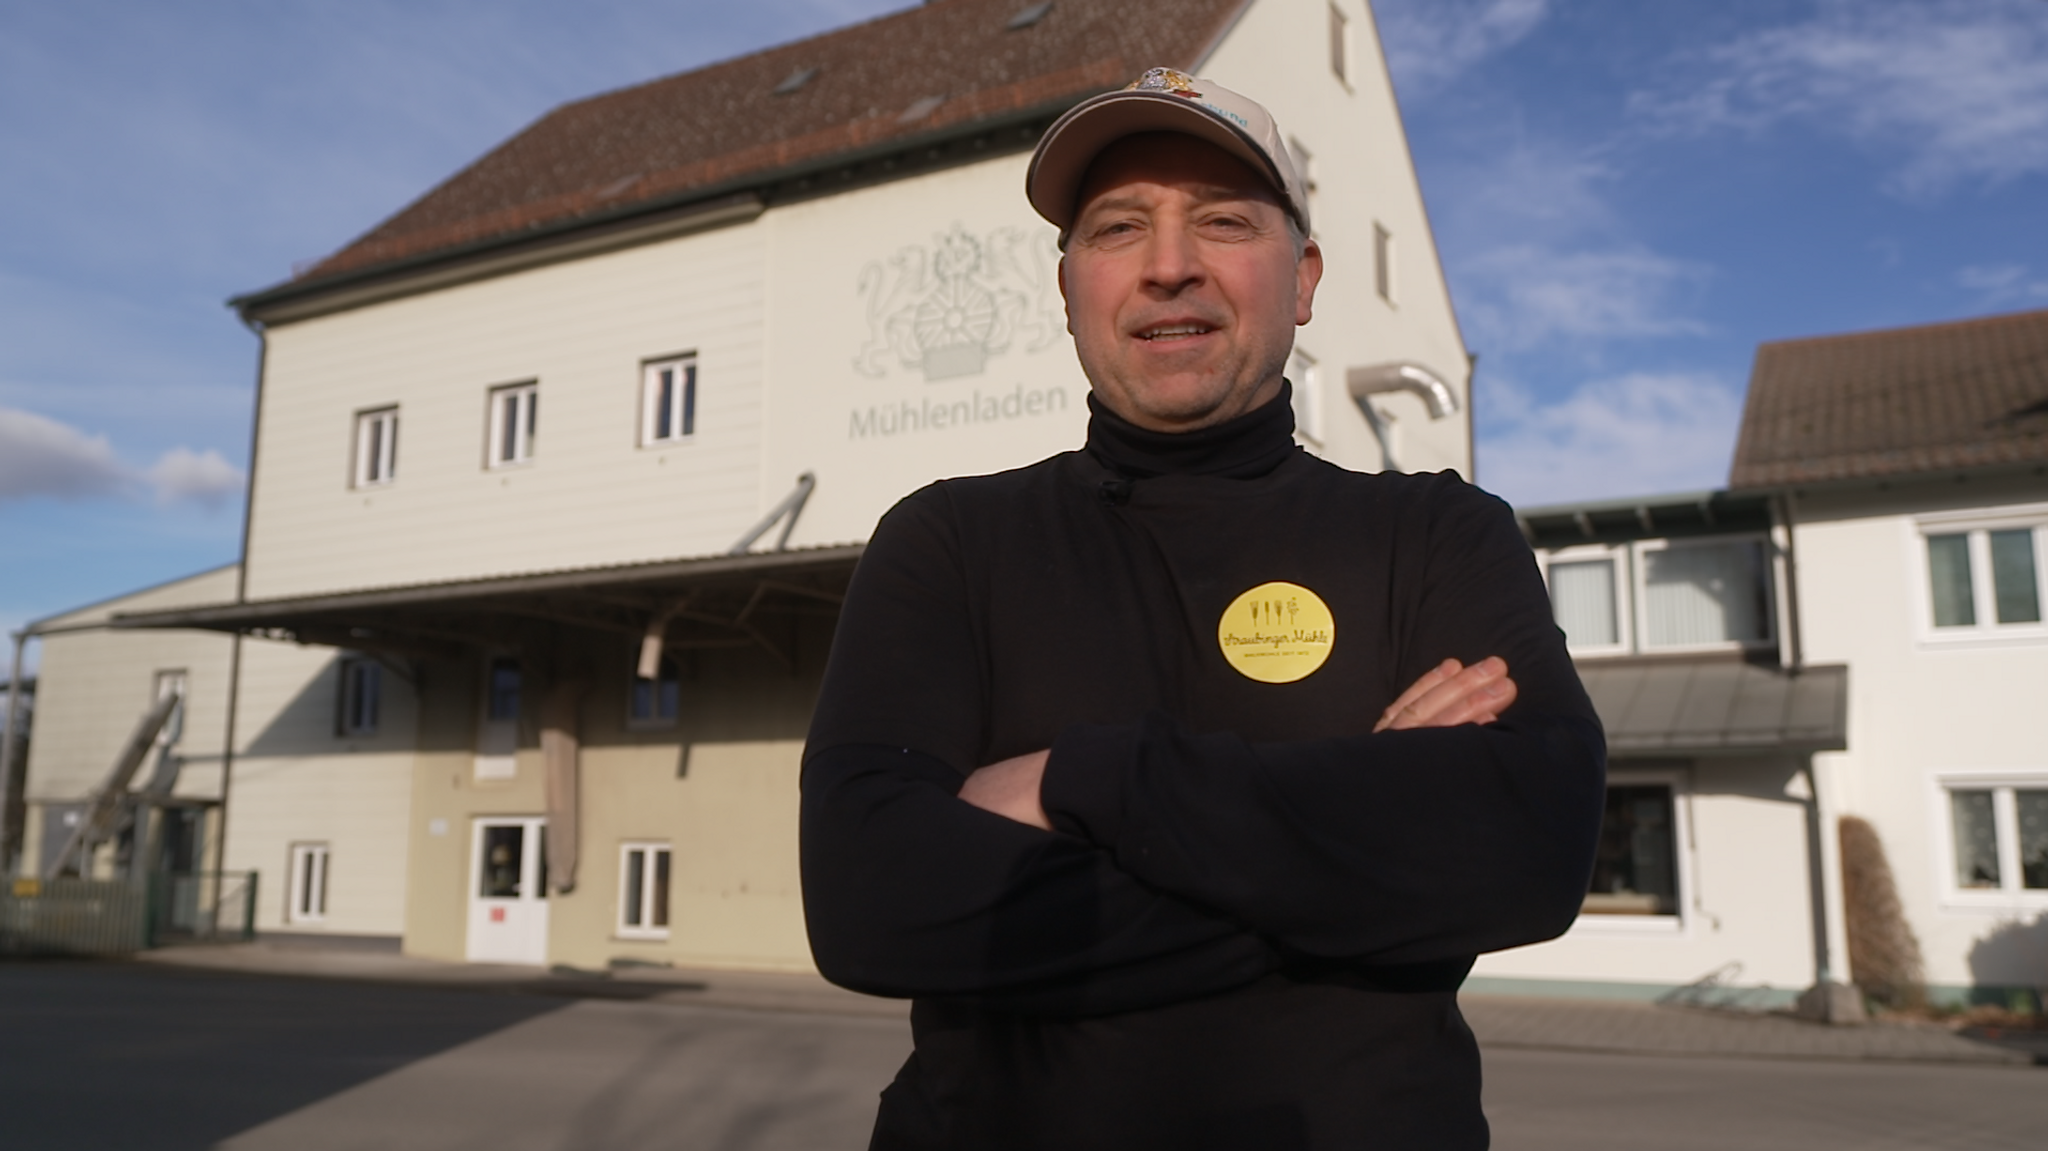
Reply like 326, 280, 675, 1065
800, 488, 1280, 1016
1038, 480, 1608, 964
801, 742, 1280, 1015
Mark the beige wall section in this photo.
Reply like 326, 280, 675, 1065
223, 636, 418, 936
547, 740, 811, 973
24, 565, 240, 808
245, 221, 769, 601
1202, 0, 1473, 478
404, 640, 821, 971
1792, 477, 2048, 990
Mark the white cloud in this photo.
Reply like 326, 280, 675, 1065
1632, 0, 2048, 200
1956, 264, 2048, 308
0, 404, 242, 508
1477, 372, 1743, 507
147, 447, 244, 509
1372, 0, 1550, 98
0, 406, 129, 500
1457, 244, 1710, 351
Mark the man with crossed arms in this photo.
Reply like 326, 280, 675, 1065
801, 69, 1605, 1150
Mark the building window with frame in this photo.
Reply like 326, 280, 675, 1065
641, 355, 697, 446
352, 407, 398, 487
1924, 521, 2044, 635
618, 842, 672, 938
1638, 537, 1773, 650
1373, 222, 1394, 304
1944, 780, 2048, 897
487, 382, 538, 467
288, 842, 330, 924
629, 652, 681, 728
1584, 781, 1681, 917
1328, 3, 1351, 85
337, 658, 381, 737
476, 657, 521, 781
1549, 553, 1626, 652
1288, 347, 1322, 447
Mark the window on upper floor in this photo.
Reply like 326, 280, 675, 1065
1286, 137, 1318, 224
352, 407, 398, 487
628, 652, 680, 728
1540, 536, 1775, 657
1941, 778, 2048, 902
618, 842, 672, 939
1328, 3, 1352, 86
487, 382, 538, 467
1922, 516, 2045, 638
337, 658, 381, 737
640, 355, 697, 447
1373, 222, 1394, 305
1288, 347, 1322, 448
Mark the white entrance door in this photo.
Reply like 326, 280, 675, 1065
466, 817, 548, 965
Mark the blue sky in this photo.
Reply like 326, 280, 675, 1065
3, 0, 2045, 654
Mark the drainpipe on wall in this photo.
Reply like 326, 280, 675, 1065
0, 629, 29, 875
1346, 362, 1460, 474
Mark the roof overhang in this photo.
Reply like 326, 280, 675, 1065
1517, 491, 1775, 550
231, 96, 1091, 327
1580, 656, 1848, 757
109, 545, 865, 664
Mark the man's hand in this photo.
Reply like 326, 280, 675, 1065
1373, 656, 1517, 733
958, 749, 1053, 830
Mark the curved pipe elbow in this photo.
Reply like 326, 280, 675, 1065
1345, 362, 1460, 421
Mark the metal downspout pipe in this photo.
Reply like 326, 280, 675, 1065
0, 628, 28, 874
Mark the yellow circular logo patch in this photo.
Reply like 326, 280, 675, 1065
1217, 581, 1335, 684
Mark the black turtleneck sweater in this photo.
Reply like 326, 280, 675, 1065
801, 389, 1605, 1151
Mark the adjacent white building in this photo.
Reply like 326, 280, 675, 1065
1483, 306, 2048, 1008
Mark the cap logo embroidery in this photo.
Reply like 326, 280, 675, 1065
1126, 67, 1202, 98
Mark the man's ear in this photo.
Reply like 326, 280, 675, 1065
1057, 256, 1075, 335
1295, 238, 1325, 327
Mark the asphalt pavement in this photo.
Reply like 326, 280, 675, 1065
3, 955, 2042, 1150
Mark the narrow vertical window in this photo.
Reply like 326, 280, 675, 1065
1989, 528, 2041, 624
337, 658, 382, 737
1288, 348, 1321, 446
1550, 559, 1621, 649
641, 355, 698, 446
488, 383, 538, 466
2019, 790, 2048, 890
353, 408, 398, 487
288, 843, 330, 923
1373, 222, 1394, 304
1328, 3, 1350, 84
618, 843, 672, 937
1926, 533, 1976, 627
1950, 789, 2001, 889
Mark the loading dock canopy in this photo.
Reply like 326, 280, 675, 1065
1581, 657, 1847, 756
104, 545, 864, 666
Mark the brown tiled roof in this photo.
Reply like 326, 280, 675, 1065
292, 0, 1247, 285
1729, 307, 2048, 489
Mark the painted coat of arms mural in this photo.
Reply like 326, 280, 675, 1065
854, 224, 1066, 381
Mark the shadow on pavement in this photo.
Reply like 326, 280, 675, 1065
0, 958, 566, 1151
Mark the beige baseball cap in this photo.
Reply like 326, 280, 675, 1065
1026, 67, 1310, 241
